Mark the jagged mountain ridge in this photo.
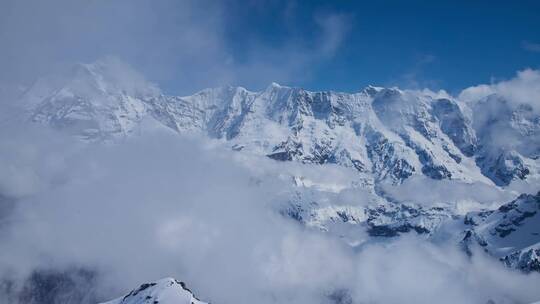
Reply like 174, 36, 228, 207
19, 60, 540, 188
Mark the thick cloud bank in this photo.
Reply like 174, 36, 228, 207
0, 123, 539, 304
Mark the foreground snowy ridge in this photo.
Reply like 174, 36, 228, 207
100, 278, 207, 304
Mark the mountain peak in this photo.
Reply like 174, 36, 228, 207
265, 82, 294, 92
361, 85, 384, 96
100, 278, 207, 304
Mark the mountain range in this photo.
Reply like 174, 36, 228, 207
4, 59, 540, 303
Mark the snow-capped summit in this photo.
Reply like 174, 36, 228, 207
100, 278, 207, 304
21, 58, 160, 140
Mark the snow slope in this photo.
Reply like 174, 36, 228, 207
99, 278, 207, 304
461, 191, 540, 272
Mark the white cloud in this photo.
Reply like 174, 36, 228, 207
381, 175, 515, 211
459, 69, 540, 112
352, 237, 540, 304
522, 41, 540, 53
314, 13, 351, 57
0, 124, 539, 304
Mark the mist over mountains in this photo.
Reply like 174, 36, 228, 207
0, 58, 539, 304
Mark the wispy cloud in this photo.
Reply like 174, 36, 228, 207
0, 0, 352, 95
314, 13, 351, 57
390, 53, 441, 90
522, 40, 540, 53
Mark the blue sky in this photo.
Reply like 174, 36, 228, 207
1, 0, 539, 94
220, 0, 540, 94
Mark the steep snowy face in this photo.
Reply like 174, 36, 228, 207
368, 88, 481, 182
100, 278, 207, 304
466, 192, 540, 251
147, 86, 256, 136
431, 98, 477, 157
250, 85, 374, 174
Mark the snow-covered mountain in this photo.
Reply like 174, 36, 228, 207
3, 59, 540, 304
99, 278, 207, 304
17, 60, 539, 189
8, 60, 540, 275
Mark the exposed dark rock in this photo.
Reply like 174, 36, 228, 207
501, 248, 540, 273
